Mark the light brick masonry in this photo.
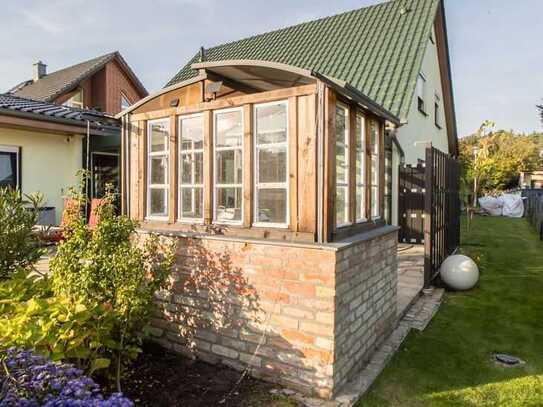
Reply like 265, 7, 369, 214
143, 226, 398, 399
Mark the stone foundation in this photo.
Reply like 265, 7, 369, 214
144, 226, 398, 399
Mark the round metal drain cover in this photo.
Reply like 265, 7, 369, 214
494, 353, 523, 366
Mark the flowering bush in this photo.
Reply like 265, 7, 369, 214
0, 348, 132, 406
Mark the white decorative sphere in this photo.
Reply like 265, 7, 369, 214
440, 255, 479, 290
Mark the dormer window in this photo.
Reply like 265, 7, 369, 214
121, 93, 131, 110
416, 73, 427, 115
64, 90, 84, 109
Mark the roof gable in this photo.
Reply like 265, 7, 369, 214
11, 52, 147, 102
165, 0, 439, 121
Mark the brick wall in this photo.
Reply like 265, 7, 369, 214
333, 230, 398, 391
143, 227, 398, 398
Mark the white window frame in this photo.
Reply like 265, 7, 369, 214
417, 73, 427, 114
213, 107, 244, 225
370, 120, 381, 220
355, 113, 367, 223
0, 144, 20, 189
336, 102, 351, 228
146, 118, 170, 221
178, 113, 204, 223
253, 100, 289, 229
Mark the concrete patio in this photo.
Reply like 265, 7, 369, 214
397, 243, 424, 318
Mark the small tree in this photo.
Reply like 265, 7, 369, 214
0, 188, 44, 279
50, 180, 175, 391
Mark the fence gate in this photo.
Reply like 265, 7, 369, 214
398, 146, 461, 287
423, 146, 461, 287
398, 163, 426, 244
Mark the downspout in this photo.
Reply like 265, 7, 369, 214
316, 81, 326, 244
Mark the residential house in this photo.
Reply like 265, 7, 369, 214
117, 0, 456, 399
520, 171, 543, 189
0, 94, 118, 224
3, 52, 147, 214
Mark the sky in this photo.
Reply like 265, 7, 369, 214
1, 0, 542, 137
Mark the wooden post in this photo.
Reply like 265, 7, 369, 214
323, 87, 336, 242
203, 110, 213, 224
138, 120, 147, 221
243, 104, 253, 227
288, 96, 298, 231
424, 145, 434, 288
168, 115, 178, 223
348, 106, 357, 225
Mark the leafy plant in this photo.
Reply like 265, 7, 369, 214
0, 348, 133, 406
50, 180, 175, 391
0, 188, 45, 279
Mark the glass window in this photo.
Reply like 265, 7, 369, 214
214, 109, 243, 223
147, 119, 169, 218
369, 120, 380, 219
0, 145, 19, 189
435, 94, 442, 128
417, 74, 426, 114
121, 93, 131, 110
64, 90, 84, 109
335, 104, 349, 227
179, 115, 204, 221
254, 101, 288, 226
355, 114, 366, 222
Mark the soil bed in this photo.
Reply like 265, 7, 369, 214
114, 343, 297, 407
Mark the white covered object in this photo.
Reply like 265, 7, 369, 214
478, 196, 503, 216
440, 254, 479, 291
500, 193, 524, 218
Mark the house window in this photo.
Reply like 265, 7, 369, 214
179, 114, 204, 221
214, 108, 243, 224
355, 113, 366, 222
64, 89, 84, 109
416, 74, 426, 114
0, 145, 20, 189
369, 120, 380, 219
335, 103, 350, 227
121, 93, 131, 110
435, 94, 442, 128
254, 101, 288, 226
147, 119, 169, 219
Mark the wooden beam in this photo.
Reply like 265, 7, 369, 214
243, 104, 253, 227
169, 115, 178, 223
323, 86, 336, 242
130, 84, 317, 122
203, 110, 213, 224
138, 120, 147, 221
379, 120, 385, 219
120, 118, 126, 215
288, 96, 299, 231
0, 114, 107, 136
348, 105, 357, 225
365, 116, 372, 221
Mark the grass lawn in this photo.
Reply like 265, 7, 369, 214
358, 216, 543, 406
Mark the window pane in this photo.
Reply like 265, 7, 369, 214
181, 187, 203, 219
336, 186, 348, 225
356, 186, 365, 221
336, 144, 347, 183
371, 186, 379, 218
371, 156, 379, 185
149, 188, 167, 216
150, 156, 168, 184
216, 187, 242, 222
216, 150, 242, 184
0, 151, 17, 188
180, 152, 203, 185
181, 116, 204, 150
257, 188, 287, 224
150, 121, 169, 152
258, 147, 287, 183
216, 110, 242, 148
335, 106, 347, 145
256, 104, 287, 144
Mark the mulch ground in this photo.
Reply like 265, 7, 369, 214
116, 343, 297, 407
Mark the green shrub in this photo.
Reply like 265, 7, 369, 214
0, 188, 44, 278
50, 182, 175, 390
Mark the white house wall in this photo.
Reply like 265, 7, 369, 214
397, 28, 450, 164
0, 127, 83, 225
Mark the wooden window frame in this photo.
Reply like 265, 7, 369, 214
213, 106, 244, 226
369, 118, 381, 220
355, 112, 367, 223
178, 113, 204, 223
146, 118, 170, 221
253, 100, 290, 229
335, 102, 351, 228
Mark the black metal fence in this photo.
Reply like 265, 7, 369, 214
423, 147, 461, 287
522, 189, 543, 239
398, 163, 425, 244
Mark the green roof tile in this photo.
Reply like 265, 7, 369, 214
165, 0, 439, 121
